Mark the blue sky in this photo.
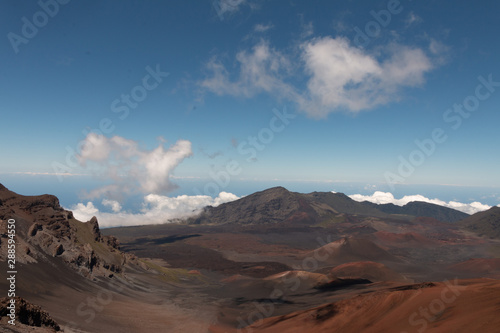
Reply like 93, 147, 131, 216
1, 1, 499, 226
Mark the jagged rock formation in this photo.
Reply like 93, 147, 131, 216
0, 183, 131, 278
0, 297, 60, 331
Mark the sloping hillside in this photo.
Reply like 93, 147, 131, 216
459, 206, 500, 238
210, 279, 500, 333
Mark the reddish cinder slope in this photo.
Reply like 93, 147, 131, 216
305, 237, 400, 265
330, 261, 410, 283
374, 231, 435, 248
210, 279, 500, 333
448, 258, 500, 278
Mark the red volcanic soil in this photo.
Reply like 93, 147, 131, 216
210, 279, 500, 333
306, 237, 401, 265
448, 258, 500, 278
263, 270, 330, 290
330, 261, 410, 283
374, 231, 434, 247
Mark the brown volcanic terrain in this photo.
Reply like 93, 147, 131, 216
105, 187, 500, 332
0, 184, 220, 332
374, 230, 435, 247
1, 184, 500, 332
448, 258, 500, 279
329, 261, 410, 283
211, 279, 500, 333
459, 206, 500, 239
304, 237, 401, 265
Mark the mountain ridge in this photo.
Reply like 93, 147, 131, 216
459, 206, 500, 239
189, 186, 470, 225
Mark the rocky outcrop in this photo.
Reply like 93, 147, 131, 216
0, 184, 131, 278
0, 297, 60, 331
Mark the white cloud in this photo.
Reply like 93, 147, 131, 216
71, 202, 99, 221
348, 191, 492, 215
102, 199, 122, 213
76, 134, 192, 199
254, 23, 273, 33
299, 37, 433, 117
200, 40, 294, 99
69, 192, 240, 228
200, 37, 436, 118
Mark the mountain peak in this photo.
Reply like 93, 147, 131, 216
190, 186, 312, 225
255, 186, 291, 196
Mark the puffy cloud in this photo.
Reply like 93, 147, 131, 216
71, 202, 99, 221
200, 40, 295, 99
69, 192, 240, 228
200, 37, 437, 118
102, 199, 122, 213
76, 134, 192, 199
348, 191, 492, 215
213, 191, 240, 206
299, 37, 433, 117
141, 139, 193, 194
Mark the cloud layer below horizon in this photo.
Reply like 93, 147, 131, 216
69, 191, 239, 228
69, 189, 499, 228
348, 191, 496, 215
